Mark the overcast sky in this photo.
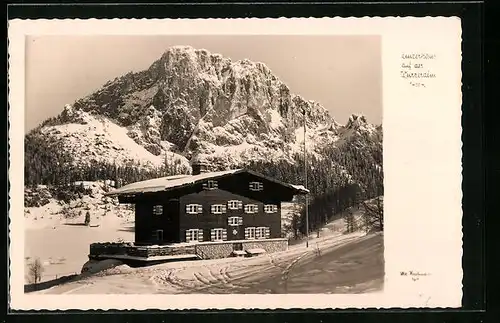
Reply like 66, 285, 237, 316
25, 35, 382, 132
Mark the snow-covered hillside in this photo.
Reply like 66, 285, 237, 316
24, 181, 134, 230
37, 105, 190, 170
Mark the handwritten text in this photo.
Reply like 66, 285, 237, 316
400, 52, 437, 88
400, 270, 431, 282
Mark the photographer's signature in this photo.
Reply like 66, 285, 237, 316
400, 270, 431, 281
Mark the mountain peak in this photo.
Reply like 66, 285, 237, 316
346, 114, 368, 129
169, 45, 197, 51
159, 45, 225, 61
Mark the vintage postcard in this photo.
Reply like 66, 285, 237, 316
8, 17, 463, 310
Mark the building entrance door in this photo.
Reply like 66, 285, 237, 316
227, 217, 245, 240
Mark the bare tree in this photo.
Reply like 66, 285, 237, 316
27, 257, 44, 285
362, 196, 384, 231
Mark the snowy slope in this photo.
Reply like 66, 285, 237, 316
38, 105, 190, 170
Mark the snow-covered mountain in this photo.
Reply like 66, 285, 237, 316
27, 45, 381, 172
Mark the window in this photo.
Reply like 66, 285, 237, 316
211, 204, 227, 214
256, 227, 270, 239
152, 205, 163, 215
211, 228, 227, 242
186, 204, 203, 214
246, 227, 270, 240
185, 229, 203, 243
244, 204, 259, 214
228, 200, 243, 210
264, 204, 278, 213
228, 216, 243, 226
249, 181, 263, 191
203, 180, 218, 190
245, 227, 256, 240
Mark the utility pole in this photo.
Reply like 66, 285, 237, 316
303, 107, 309, 248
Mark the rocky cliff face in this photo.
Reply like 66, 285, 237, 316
28, 46, 381, 171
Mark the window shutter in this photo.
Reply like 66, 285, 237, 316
213, 181, 218, 189
265, 227, 270, 238
237, 201, 243, 209
244, 228, 250, 239
222, 229, 227, 241
198, 229, 204, 242
196, 204, 203, 213
244, 205, 249, 213
210, 229, 216, 241
211, 205, 215, 213
273, 205, 278, 212
238, 217, 243, 225
221, 205, 227, 213
185, 205, 190, 213
185, 230, 190, 243
202, 182, 208, 189
227, 217, 231, 225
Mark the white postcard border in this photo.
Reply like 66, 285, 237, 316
8, 17, 463, 310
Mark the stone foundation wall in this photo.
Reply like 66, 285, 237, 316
195, 239, 288, 259
242, 239, 288, 253
195, 243, 234, 259
90, 239, 288, 260
90, 242, 132, 256
128, 245, 196, 258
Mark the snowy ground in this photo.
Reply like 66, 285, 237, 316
24, 182, 135, 284
24, 219, 134, 283
30, 231, 383, 295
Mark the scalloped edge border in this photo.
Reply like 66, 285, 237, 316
7, 16, 463, 311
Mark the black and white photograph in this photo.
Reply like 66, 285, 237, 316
8, 18, 463, 310
22, 35, 384, 295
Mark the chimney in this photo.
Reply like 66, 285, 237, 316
191, 153, 211, 175
192, 162, 210, 175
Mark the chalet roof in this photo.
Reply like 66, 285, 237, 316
104, 168, 309, 197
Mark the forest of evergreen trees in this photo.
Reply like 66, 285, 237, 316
24, 132, 189, 189
243, 138, 383, 236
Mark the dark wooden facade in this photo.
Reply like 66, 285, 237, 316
178, 189, 282, 243
111, 170, 306, 245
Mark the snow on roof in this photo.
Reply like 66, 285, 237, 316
104, 168, 310, 197
290, 184, 310, 194
104, 169, 241, 197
